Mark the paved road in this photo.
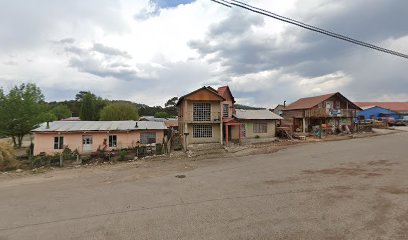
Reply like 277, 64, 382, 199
1, 132, 408, 239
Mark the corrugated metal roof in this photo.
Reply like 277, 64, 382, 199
32, 121, 167, 132
284, 93, 336, 110
233, 109, 283, 120
355, 102, 408, 112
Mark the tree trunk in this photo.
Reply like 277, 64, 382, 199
11, 136, 17, 147
17, 135, 23, 148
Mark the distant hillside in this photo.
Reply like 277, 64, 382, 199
234, 104, 265, 110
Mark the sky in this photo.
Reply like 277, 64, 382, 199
0, 0, 407, 108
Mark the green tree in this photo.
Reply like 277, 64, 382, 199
79, 92, 96, 120
0, 83, 46, 147
164, 97, 178, 117
154, 111, 171, 118
50, 104, 72, 120
99, 102, 139, 121
165, 97, 178, 107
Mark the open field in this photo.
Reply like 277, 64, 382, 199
1, 131, 408, 239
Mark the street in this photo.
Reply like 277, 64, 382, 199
1, 131, 408, 239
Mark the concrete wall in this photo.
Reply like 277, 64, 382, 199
185, 123, 221, 144
230, 120, 277, 140
33, 130, 165, 155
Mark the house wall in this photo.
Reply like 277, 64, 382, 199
184, 123, 221, 144
33, 130, 164, 155
230, 120, 277, 139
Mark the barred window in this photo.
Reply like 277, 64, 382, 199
54, 136, 64, 150
253, 122, 267, 133
192, 124, 212, 138
193, 103, 211, 121
223, 104, 229, 118
109, 135, 117, 147
141, 132, 156, 144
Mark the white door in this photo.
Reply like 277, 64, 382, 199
82, 136, 93, 152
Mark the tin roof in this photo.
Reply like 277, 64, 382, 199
284, 92, 361, 110
355, 102, 408, 112
233, 109, 283, 120
32, 121, 167, 132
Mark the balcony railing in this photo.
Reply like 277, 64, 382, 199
183, 111, 221, 123
305, 108, 357, 118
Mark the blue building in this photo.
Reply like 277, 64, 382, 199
357, 106, 400, 121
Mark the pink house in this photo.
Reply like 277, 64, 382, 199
31, 121, 167, 156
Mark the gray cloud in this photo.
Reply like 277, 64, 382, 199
92, 43, 132, 59
189, 0, 408, 106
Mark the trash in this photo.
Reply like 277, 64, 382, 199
175, 174, 186, 178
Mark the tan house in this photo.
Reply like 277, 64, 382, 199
177, 86, 225, 147
282, 92, 361, 133
177, 86, 282, 147
32, 121, 166, 155
226, 109, 283, 144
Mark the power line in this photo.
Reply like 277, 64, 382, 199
210, 0, 408, 60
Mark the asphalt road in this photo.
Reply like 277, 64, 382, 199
1, 131, 408, 240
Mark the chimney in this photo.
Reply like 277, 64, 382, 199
135, 122, 138, 128
283, 100, 286, 108
46, 121, 50, 129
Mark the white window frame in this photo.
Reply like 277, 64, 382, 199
192, 124, 212, 138
141, 132, 156, 144
253, 122, 267, 134
54, 136, 64, 150
109, 135, 117, 147
223, 104, 229, 118
193, 103, 211, 121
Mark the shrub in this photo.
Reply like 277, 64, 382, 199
255, 135, 260, 139
0, 142, 18, 171
119, 149, 128, 161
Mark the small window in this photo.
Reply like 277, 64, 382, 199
223, 104, 229, 118
54, 136, 64, 150
109, 135, 117, 147
336, 101, 341, 109
253, 123, 267, 133
82, 136, 93, 145
192, 124, 212, 138
141, 132, 156, 144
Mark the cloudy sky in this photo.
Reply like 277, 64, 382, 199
0, 0, 407, 107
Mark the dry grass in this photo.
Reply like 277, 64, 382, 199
0, 141, 18, 171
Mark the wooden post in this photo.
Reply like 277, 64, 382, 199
226, 124, 229, 146
59, 154, 63, 167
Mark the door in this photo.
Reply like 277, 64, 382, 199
82, 135, 93, 152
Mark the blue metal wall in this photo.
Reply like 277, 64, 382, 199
357, 106, 400, 120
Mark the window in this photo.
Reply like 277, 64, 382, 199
141, 132, 156, 144
318, 103, 322, 108
82, 136, 93, 145
54, 136, 64, 150
335, 101, 341, 109
192, 124, 212, 138
109, 135, 117, 147
193, 103, 211, 121
253, 122, 267, 133
223, 104, 229, 118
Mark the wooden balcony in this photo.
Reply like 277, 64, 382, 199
305, 108, 357, 118
184, 111, 222, 123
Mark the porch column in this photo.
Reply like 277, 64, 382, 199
220, 122, 223, 144
303, 118, 306, 133
226, 124, 229, 146
184, 123, 188, 151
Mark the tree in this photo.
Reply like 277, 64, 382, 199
154, 111, 171, 118
99, 102, 139, 121
164, 97, 178, 117
79, 92, 96, 120
165, 97, 178, 107
0, 83, 46, 147
50, 104, 72, 120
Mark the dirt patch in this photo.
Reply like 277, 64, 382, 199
363, 172, 383, 178
367, 160, 399, 167
263, 176, 302, 185
302, 167, 367, 176
175, 174, 186, 178
379, 186, 408, 195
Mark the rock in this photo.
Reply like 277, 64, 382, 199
16, 169, 23, 173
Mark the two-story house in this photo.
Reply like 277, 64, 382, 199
282, 92, 361, 133
177, 86, 226, 148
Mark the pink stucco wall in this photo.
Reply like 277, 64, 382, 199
33, 130, 165, 155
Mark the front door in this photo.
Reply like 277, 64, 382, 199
82, 135, 93, 153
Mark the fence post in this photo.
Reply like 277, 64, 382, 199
59, 154, 63, 167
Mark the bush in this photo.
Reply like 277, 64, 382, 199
156, 144, 163, 155
254, 135, 260, 139
0, 142, 18, 171
119, 149, 128, 161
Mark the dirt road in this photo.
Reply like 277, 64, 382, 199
1, 131, 408, 239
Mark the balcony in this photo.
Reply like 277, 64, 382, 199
305, 108, 357, 118
184, 111, 222, 123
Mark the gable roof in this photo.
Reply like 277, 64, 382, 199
234, 109, 283, 120
355, 102, 408, 112
32, 121, 167, 132
217, 86, 235, 103
284, 92, 361, 110
176, 86, 225, 105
